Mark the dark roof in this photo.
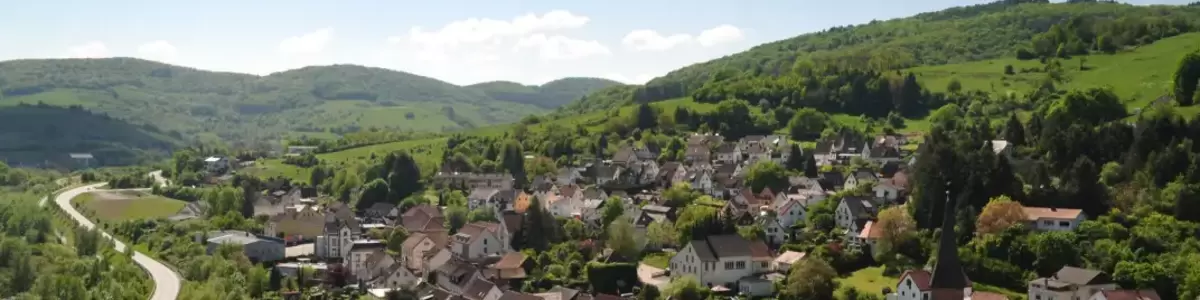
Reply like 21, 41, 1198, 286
841, 197, 875, 219
462, 278, 497, 300
880, 161, 902, 178
813, 141, 834, 155
929, 190, 970, 289
869, 146, 901, 159
1051, 266, 1111, 286
716, 143, 737, 154
853, 169, 877, 181
499, 291, 543, 300
1098, 290, 1161, 300
324, 203, 359, 232
820, 172, 845, 188
531, 176, 555, 192
658, 162, 682, 180
365, 202, 396, 215
687, 234, 770, 262
501, 211, 523, 236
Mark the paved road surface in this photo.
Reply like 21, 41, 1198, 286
56, 183, 181, 300
637, 263, 670, 289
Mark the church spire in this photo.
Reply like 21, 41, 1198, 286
930, 182, 969, 290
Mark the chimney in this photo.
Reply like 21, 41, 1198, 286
1050, 207, 1057, 211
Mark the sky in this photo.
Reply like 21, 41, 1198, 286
0, 0, 1191, 86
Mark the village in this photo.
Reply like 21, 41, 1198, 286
181, 130, 1164, 300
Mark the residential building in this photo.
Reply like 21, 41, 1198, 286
546, 184, 583, 218
844, 168, 879, 191
357, 250, 398, 282
669, 234, 773, 289
434, 258, 483, 294
685, 143, 712, 163
347, 240, 386, 275
434, 172, 515, 190
204, 156, 230, 173
743, 143, 771, 163
451, 222, 508, 259
819, 172, 846, 191
813, 135, 869, 165
264, 209, 325, 243
759, 215, 789, 245
461, 277, 504, 300
855, 220, 884, 255
716, 143, 741, 164
868, 146, 904, 165
889, 193, 1008, 300
316, 204, 359, 259
874, 181, 903, 203
773, 251, 805, 273
1028, 266, 1118, 300
1089, 290, 1161, 300
611, 145, 656, 166
658, 162, 688, 187
688, 167, 715, 196
483, 252, 529, 286
401, 232, 438, 271
836, 197, 877, 232
371, 263, 420, 290
363, 202, 398, 222
204, 231, 285, 262
1023, 207, 1087, 231
469, 188, 502, 211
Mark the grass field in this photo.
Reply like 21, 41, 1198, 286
838, 266, 1025, 300
245, 137, 449, 183
909, 32, 1200, 111
71, 191, 187, 222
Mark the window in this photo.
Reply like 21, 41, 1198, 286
736, 261, 746, 269
1059, 221, 1070, 227
922, 294, 929, 300
725, 262, 735, 269
1042, 220, 1053, 226
760, 262, 767, 268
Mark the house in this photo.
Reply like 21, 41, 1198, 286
874, 181, 902, 203
611, 145, 656, 166
716, 143, 741, 164
758, 215, 789, 245
819, 172, 846, 191
669, 234, 773, 289
370, 263, 420, 290
685, 144, 712, 163
555, 168, 583, 185
844, 168, 879, 191
1089, 290, 1161, 300
461, 277, 504, 300
868, 146, 904, 164
657, 162, 688, 187
743, 143, 771, 163
451, 222, 508, 259
483, 252, 529, 285
347, 240, 387, 275
434, 258, 483, 294
688, 167, 715, 196
773, 184, 824, 228
836, 197, 877, 232
204, 156, 230, 173
546, 184, 584, 218
316, 204, 359, 259
773, 251, 805, 273
264, 209, 326, 243
204, 231, 285, 262
402, 204, 447, 233
401, 232, 438, 271
469, 188, 502, 210
855, 221, 884, 255
434, 172, 515, 190
357, 250, 398, 282
1028, 266, 1119, 300
1022, 207, 1087, 231
363, 202, 399, 222
814, 135, 869, 165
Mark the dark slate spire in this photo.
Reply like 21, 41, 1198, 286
930, 183, 969, 289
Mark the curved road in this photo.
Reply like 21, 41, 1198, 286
56, 183, 181, 300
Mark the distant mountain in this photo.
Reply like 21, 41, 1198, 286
467, 77, 622, 108
0, 58, 548, 144
0, 103, 179, 168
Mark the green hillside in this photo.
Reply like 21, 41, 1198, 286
467, 77, 622, 108
0, 104, 179, 167
571, 0, 1200, 111
0, 58, 548, 144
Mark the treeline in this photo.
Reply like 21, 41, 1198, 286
692, 69, 939, 118
583, 1, 1200, 110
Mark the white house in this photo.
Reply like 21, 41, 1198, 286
546, 184, 583, 218
874, 181, 902, 203
716, 143, 741, 164
461, 277, 504, 300
315, 217, 357, 259
451, 222, 508, 259
844, 169, 879, 191
1023, 207, 1087, 231
669, 234, 772, 289
468, 188, 501, 211
689, 168, 714, 195
773, 251, 805, 273
371, 264, 420, 290
1028, 266, 1118, 300
759, 215, 789, 245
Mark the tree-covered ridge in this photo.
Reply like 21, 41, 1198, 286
468, 77, 623, 109
553, 84, 639, 116
0, 103, 178, 168
0, 58, 546, 143
593, 0, 1200, 107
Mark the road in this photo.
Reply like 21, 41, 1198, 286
56, 183, 182, 300
637, 263, 670, 289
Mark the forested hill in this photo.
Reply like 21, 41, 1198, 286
467, 77, 623, 108
0, 58, 586, 144
0, 103, 179, 168
574, 0, 1200, 110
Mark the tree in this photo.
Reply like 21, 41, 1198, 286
523, 196, 555, 251
785, 144, 805, 171
646, 221, 678, 249
468, 207, 498, 222
601, 196, 625, 230
874, 207, 916, 255
975, 195, 1028, 235
1065, 156, 1108, 217
637, 284, 661, 300
661, 182, 697, 207
635, 103, 658, 130
608, 217, 639, 259
804, 152, 820, 178
1029, 231, 1081, 275
357, 179, 390, 210
1003, 114, 1025, 146
563, 218, 588, 240
386, 151, 423, 201
665, 276, 708, 300
236, 175, 261, 218
387, 227, 410, 253
502, 141, 528, 189
444, 206, 468, 233
783, 259, 838, 300
947, 78, 963, 94
745, 161, 788, 193
788, 108, 828, 140
1173, 51, 1200, 106
1004, 64, 1015, 75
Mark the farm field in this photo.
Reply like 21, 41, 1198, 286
71, 190, 187, 222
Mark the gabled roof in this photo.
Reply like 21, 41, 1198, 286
840, 197, 875, 219
858, 221, 883, 240
500, 291, 543, 300
501, 211, 523, 236
462, 277, 497, 300
365, 202, 397, 215
852, 168, 877, 181
1049, 266, 1111, 286
869, 146, 901, 159
454, 222, 501, 245
402, 205, 447, 233
1023, 207, 1084, 221
820, 172, 845, 188
1097, 290, 1161, 300
558, 184, 580, 198
899, 270, 933, 291
402, 232, 431, 254
686, 234, 770, 262
716, 143, 737, 154
658, 162, 682, 180
774, 251, 806, 265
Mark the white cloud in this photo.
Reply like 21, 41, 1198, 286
621, 30, 692, 52
279, 28, 333, 55
515, 34, 610, 60
67, 41, 109, 58
696, 24, 744, 47
404, 10, 589, 49
137, 40, 179, 63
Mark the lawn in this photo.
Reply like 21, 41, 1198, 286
641, 252, 674, 269
838, 267, 1025, 300
909, 32, 1200, 110
246, 137, 448, 183
71, 191, 187, 222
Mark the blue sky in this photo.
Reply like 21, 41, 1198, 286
0, 0, 1191, 85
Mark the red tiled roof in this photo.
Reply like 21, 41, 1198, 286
1022, 207, 1083, 220
900, 270, 932, 291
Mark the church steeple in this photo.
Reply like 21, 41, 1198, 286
929, 182, 970, 294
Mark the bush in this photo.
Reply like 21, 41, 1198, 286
1016, 48, 1037, 60
1004, 65, 1015, 75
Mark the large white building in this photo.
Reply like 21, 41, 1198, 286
450, 222, 508, 259
1028, 266, 1118, 300
669, 235, 772, 290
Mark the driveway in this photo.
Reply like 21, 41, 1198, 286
638, 263, 670, 289
56, 183, 182, 300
